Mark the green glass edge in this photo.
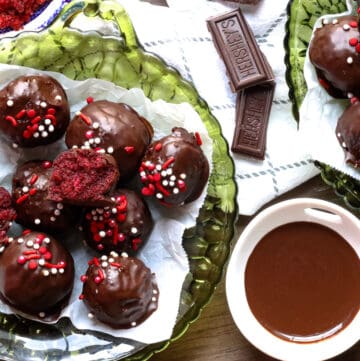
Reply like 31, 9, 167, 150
284, 0, 360, 212
0, 0, 238, 360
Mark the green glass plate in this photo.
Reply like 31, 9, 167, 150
0, 1, 237, 360
285, 0, 360, 211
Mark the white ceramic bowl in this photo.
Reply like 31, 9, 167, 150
226, 198, 360, 361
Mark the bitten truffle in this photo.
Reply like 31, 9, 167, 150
48, 148, 120, 207
0, 231, 74, 319
12, 160, 79, 232
65, 100, 153, 182
336, 101, 360, 167
82, 189, 153, 255
309, 16, 360, 99
140, 127, 209, 206
0, 74, 70, 147
0, 187, 16, 241
80, 252, 158, 328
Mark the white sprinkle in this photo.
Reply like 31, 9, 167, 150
22, 186, 29, 193
42, 270, 50, 276
44, 119, 51, 125
107, 146, 114, 154
180, 173, 186, 179
322, 19, 329, 25
342, 142, 347, 148
112, 208, 117, 214
173, 188, 179, 194
72, 145, 78, 149
153, 289, 158, 294
39, 312, 46, 318
131, 227, 138, 234
48, 125, 55, 132
170, 175, 176, 181
89, 138, 94, 144
121, 252, 128, 258
78, 226, 83, 231
33, 132, 40, 138
92, 216, 98, 221
51, 268, 58, 275
332, 19, 338, 24
94, 137, 101, 144
26, 240, 34, 247
0, 246, 5, 253
162, 180, 169, 186
84, 141, 90, 147
17, 238, 24, 244
57, 203, 63, 210
33, 244, 40, 250
40, 101, 47, 108
88, 313, 94, 319
169, 181, 175, 187
140, 171, 146, 177
50, 216, 56, 222
44, 237, 50, 244
145, 161, 152, 166
92, 122, 100, 129
101, 255, 108, 261
156, 193, 163, 199
111, 251, 119, 258
97, 208, 104, 214
6, 100, 14, 107
97, 148, 105, 154
348, 92, 354, 99
54, 209, 61, 216
152, 297, 157, 302
102, 262, 108, 268
12, 143, 18, 149
347, 56, 353, 64
8, 237, 13, 243
343, 24, 350, 31
59, 268, 65, 274
34, 218, 41, 225
166, 168, 173, 175
55, 95, 62, 101
91, 210, 97, 215
98, 216, 103, 221
99, 231, 106, 238
39, 259, 45, 266
156, 164, 162, 171
131, 322, 136, 327
337, 132, 341, 138
161, 170, 167, 177
108, 258, 114, 263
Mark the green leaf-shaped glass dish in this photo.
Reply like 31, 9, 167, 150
0, 1, 237, 360
285, 0, 360, 212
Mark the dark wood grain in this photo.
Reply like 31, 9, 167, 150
142, 1, 360, 360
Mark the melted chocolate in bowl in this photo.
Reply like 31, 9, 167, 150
245, 222, 360, 343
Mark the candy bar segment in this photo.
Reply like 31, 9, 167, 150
231, 84, 275, 159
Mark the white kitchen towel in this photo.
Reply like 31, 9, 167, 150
9, 0, 319, 215
118, 0, 319, 215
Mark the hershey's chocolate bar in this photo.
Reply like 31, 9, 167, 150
231, 83, 275, 159
207, 9, 273, 92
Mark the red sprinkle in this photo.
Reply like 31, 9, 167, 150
86, 97, 94, 104
28, 260, 38, 270
195, 132, 202, 145
5, 115, 17, 127
124, 146, 135, 154
16, 194, 29, 204
349, 38, 358, 46
47, 108, 56, 115
29, 188, 37, 196
154, 143, 162, 151
350, 21, 358, 28
79, 294, 85, 300
27, 109, 36, 118
162, 156, 175, 170
29, 174, 38, 185
78, 112, 92, 125
42, 161, 52, 169
31, 115, 42, 124
110, 262, 122, 268
15, 109, 26, 119
356, 44, 360, 53
22, 229, 32, 236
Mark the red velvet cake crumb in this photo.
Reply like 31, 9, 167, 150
0, 187, 17, 240
48, 149, 120, 207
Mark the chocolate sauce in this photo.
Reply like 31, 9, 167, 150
245, 222, 360, 343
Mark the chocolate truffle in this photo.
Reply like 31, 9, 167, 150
0, 231, 74, 319
140, 127, 209, 206
65, 100, 153, 181
80, 252, 159, 328
0, 74, 70, 147
336, 101, 360, 167
309, 16, 360, 98
0, 187, 16, 241
82, 189, 153, 255
12, 160, 79, 232
48, 148, 120, 207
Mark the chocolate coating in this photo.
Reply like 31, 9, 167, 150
12, 160, 79, 232
82, 189, 153, 255
48, 148, 120, 207
309, 16, 360, 98
0, 74, 70, 147
336, 101, 360, 167
65, 100, 153, 181
140, 127, 209, 206
0, 231, 74, 319
81, 253, 158, 328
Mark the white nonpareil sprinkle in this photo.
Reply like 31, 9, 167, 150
347, 56, 353, 64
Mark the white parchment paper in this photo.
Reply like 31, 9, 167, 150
299, 0, 360, 180
0, 64, 212, 344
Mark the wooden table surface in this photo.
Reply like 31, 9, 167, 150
143, 1, 360, 360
